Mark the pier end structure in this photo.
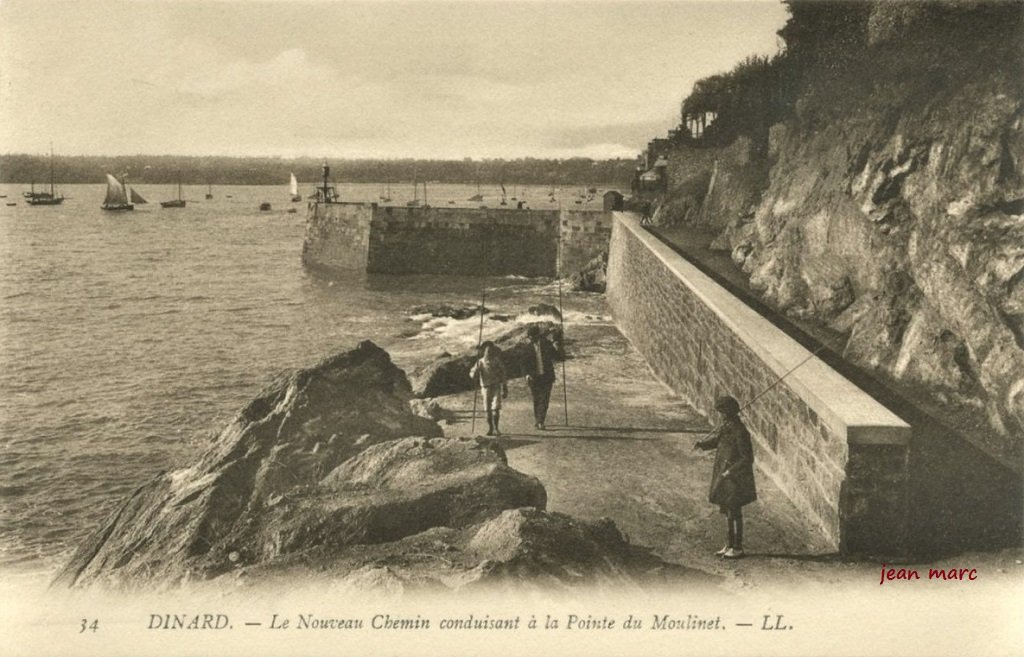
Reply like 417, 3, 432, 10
302, 202, 612, 277
607, 211, 912, 556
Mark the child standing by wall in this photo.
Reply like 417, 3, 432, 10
470, 341, 509, 436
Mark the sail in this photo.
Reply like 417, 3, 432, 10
104, 174, 128, 206
130, 188, 148, 204
290, 173, 299, 196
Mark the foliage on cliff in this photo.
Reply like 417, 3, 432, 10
658, 0, 1024, 464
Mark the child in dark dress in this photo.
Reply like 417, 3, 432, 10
694, 395, 757, 559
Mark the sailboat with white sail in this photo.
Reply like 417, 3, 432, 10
290, 173, 302, 202
102, 174, 137, 211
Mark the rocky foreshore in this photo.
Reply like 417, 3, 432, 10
53, 339, 690, 593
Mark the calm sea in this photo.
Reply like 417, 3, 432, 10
0, 181, 614, 583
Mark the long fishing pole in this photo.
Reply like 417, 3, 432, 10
557, 275, 568, 426
556, 230, 568, 425
470, 287, 486, 434
692, 343, 827, 447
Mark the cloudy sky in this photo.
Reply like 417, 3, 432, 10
1, 1, 788, 159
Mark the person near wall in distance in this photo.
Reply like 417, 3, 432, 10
469, 341, 509, 436
525, 325, 559, 430
694, 395, 757, 558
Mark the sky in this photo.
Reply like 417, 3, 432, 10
0, 1, 789, 160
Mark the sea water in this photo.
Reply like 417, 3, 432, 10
0, 182, 613, 583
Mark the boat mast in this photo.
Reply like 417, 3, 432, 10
49, 143, 56, 197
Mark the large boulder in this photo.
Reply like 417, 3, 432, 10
53, 341, 446, 589
409, 322, 564, 398
231, 507, 706, 594
206, 437, 546, 578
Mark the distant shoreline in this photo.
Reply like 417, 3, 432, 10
0, 154, 636, 187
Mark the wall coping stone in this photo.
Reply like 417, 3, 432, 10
613, 211, 910, 446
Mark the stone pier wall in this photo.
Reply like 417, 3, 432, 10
303, 203, 609, 277
558, 209, 613, 275
301, 202, 374, 272
367, 206, 559, 277
606, 211, 911, 555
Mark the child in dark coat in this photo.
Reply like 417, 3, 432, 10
694, 395, 757, 558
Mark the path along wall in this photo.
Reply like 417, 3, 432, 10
302, 202, 611, 277
607, 212, 912, 555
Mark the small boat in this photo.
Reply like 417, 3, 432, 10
26, 146, 64, 206
5, 202, 16, 206
160, 173, 186, 208
205, 183, 213, 200
286, 208, 297, 214
259, 202, 272, 211
226, 194, 233, 198
102, 174, 135, 211
289, 173, 301, 202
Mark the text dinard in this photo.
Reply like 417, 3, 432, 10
145, 613, 733, 631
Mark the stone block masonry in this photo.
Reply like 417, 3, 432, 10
301, 202, 374, 272
302, 202, 610, 277
558, 209, 613, 276
606, 211, 911, 555
367, 206, 558, 277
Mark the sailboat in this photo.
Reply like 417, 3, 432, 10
25, 147, 64, 206
160, 173, 186, 208
205, 183, 213, 200
467, 167, 483, 202
379, 180, 392, 203
406, 171, 421, 207
290, 173, 301, 202
102, 174, 135, 211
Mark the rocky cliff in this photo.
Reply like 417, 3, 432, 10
652, 1, 1023, 466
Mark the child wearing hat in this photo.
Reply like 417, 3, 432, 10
694, 395, 757, 558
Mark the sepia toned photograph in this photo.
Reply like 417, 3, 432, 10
1, 1, 1022, 655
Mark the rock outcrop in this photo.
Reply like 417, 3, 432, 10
54, 340, 687, 593
410, 303, 486, 320
232, 507, 703, 593
568, 250, 609, 293
409, 322, 563, 398
54, 341, 444, 588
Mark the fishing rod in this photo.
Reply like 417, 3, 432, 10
556, 230, 569, 425
692, 343, 828, 448
557, 269, 569, 426
470, 287, 487, 434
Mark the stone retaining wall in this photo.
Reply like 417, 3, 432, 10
607, 211, 911, 555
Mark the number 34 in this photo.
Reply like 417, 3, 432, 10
79, 619, 99, 633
